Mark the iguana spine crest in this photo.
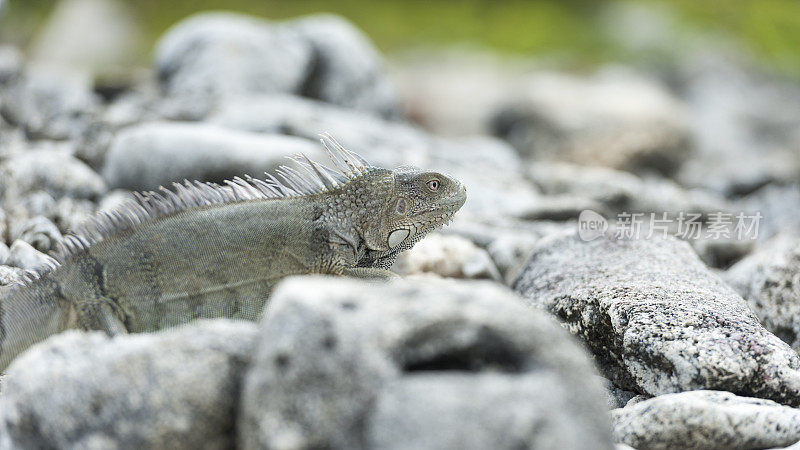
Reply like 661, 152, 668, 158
22, 135, 372, 286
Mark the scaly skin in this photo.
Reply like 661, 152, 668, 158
0, 152, 466, 371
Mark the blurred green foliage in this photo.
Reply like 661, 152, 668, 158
3, 0, 800, 76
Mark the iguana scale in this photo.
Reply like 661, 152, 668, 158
0, 137, 466, 371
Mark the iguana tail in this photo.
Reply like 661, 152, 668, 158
0, 276, 76, 372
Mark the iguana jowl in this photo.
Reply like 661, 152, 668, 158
0, 137, 467, 371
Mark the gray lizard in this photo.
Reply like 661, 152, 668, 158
0, 137, 466, 371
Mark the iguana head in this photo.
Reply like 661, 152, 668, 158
361, 165, 467, 257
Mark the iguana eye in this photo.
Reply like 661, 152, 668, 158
396, 198, 407, 214
427, 179, 440, 191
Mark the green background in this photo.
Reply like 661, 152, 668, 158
3, 0, 800, 76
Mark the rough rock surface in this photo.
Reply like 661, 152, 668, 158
725, 233, 800, 350
155, 13, 312, 106
394, 233, 501, 281
0, 149, 106, 200
5, 240, 57, 271
526, 161, 728, 220
0, 243, 8, 266
8, 216, 63, 254
676, 55, 800, 196
0, 70, 98, 140
239, 277, 613, 450
288, 14, 398, 118
102, 122, 324, 191
492, 69, 690, 175
512, 231, 800, 406
0, 320, 258, 449
154, 12, 397, 117
612, 391, 800, 450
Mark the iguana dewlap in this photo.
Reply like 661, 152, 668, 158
0, 137, 466, 371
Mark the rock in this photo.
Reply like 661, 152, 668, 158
512, 231, 800, 406
0, 45, 22, 85
485, 232, 542, 284
368, 374, 599, 450
612, 391, 800, 450
8, 216, 63, 254
526, 161, 729, 220
0, 207, 6, 243
154, 12, 312, 113
0, 265, 26, 288
735, 183, 800, 241
28, 0, 141, 78
239, 277, 613, 450
394, 233, 501, 281
0, 320, 258, 449
0, 69, 99, 140
676, 55, 800, 196
389, 49, 524, 135
0, 149, 107, 200
210, 94, 429, 169
725, 233, 800, 350
154, 12, 398, 118
625, 395, 651, 407
492, 68, 690, 176
287, 14, 398, 118
5, 240, 57, 271
602, 378, 639, 409
51, 196, 96, 235
102, 122, 324, 191
690, 236, 754, 270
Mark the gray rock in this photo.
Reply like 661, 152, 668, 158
29, 0, 141, 78
287, 14, 398, 118
0, 207, 6, 243
625, 395, 651, 407
393, 233, 501, 281
0, 149, 106, 200
612, 391, 800, 450
601, 378, 639, 409
389, 49, 524, 135
367, 373, 598, 450
51, 196, 96, 235
492, 69, 690, 176
725, 233, 800, 350
527, 161, 729, 220
0, 45, 22, 85
0, 320, 258, 449
512, 231, 800, 406
485, 232, 542, 284
0, 70, 99, 140
5, 240, 57, 271
8, 216, 63, 254
102, 122, 324, 191
0, 265, 26, 288
735, 183, 800, 242
210, 94, 430, 169
154, 12, 312, 113
239, 277, 613, 450
0, 242, 8, 265
676, 55, 800, 196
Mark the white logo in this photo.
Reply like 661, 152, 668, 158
578, 210, 608, 241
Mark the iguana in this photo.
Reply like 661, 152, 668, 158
0, 137, 466, 371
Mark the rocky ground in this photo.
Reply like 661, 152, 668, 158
0, 9, 800, 450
